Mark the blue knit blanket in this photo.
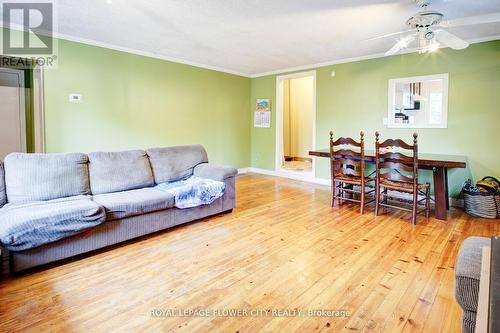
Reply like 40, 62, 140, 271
155, 176, 225, 209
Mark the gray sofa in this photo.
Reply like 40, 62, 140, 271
455, 236, 491, 333
0, 145, 237, 274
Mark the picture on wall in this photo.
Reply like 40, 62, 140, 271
254, 98, 271, 128
256, 98, 271, 112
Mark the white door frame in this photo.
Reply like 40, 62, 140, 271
0, 68, 27, 154
275, 70, 317, 179
33, 65, 46, 153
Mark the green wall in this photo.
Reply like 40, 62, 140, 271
43, 39, 251, 168
4, 27, 499, 197
250, 40, 500, 197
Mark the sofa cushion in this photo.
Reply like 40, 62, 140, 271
455, 236, 491, 313
0, 195, 106, 251
0, 162, 6, 208
93, 188, 174, 221
88, 150, 154, 195
4, 153, 90, 204
147, 145, 208, 184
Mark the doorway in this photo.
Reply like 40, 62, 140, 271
276, 71, 316, 178
0, 68, 27, 159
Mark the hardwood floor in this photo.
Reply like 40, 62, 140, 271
1, 173, 499, 332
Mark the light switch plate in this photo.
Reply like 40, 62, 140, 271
69, 94, 83, 103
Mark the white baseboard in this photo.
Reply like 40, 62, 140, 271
238, 167, 462, 208
238, 167, 329, 186
237, 168, 250, 174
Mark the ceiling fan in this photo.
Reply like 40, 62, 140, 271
371, 0, 500, 56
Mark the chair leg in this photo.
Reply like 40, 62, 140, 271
425, 185, 431, 219
412, 190, 418, 225
339, 183, 344, 205
374, 184, 380, 216
330, 181, 335, 208
383, 188, 388, 214
360, 185, 365, 215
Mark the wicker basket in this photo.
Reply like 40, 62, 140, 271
463, 177, 500, 219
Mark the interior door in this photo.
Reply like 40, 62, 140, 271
0, 68, 26, 160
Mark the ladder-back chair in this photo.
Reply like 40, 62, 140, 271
374, 132, 431, 224
330, 131, 373, 214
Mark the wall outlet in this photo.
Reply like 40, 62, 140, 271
383, 117, 388, 125
69, 94, 83, 103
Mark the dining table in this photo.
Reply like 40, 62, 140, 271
309, 149, 467, 221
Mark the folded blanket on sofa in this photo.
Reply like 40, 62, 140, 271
155, 176, 225, 209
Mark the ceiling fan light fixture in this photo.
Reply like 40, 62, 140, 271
375, 0, 499, 57
424, 31, 434, 40
428, 42, 440, 52
407, 11, 444, 29
419, 40, 439, 54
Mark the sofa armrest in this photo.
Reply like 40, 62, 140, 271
455, 236, 491, 313
193, 163, 238, 182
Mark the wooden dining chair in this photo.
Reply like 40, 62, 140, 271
330, 131, 373, 214
374, 132, 431, 225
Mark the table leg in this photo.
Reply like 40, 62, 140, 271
433, 167, 448, 220
445, 168, 450, 210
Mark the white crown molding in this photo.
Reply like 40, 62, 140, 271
0, 23, 251, 77
249, 34, 500, 78
2, 23, 499, 79
55, 33, 253, 77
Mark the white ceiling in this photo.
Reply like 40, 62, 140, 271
12, 0, 500, 76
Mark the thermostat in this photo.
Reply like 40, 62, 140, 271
69, 94, 83, 103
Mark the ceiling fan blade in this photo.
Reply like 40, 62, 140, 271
366, 29, 413, 41
385, 35, 415, 56
434, 29, 469, 49
440, 12, 500, 28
